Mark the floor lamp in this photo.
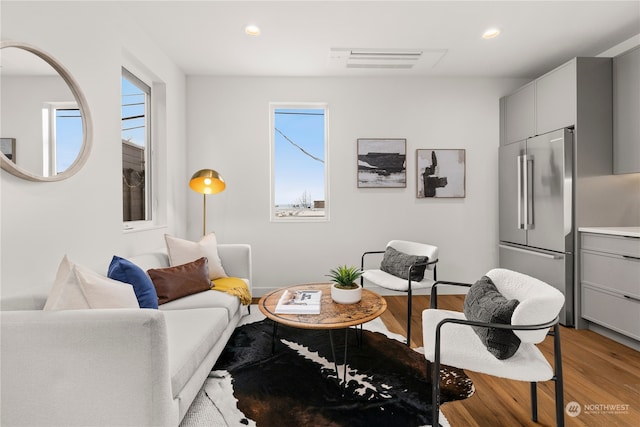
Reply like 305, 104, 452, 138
189, 168, 226, 236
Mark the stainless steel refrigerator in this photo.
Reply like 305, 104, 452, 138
499, 128, 574, 326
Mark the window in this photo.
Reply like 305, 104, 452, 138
270, 103, 328, 221
121, 68, 152, 223
42, 102, 82, 175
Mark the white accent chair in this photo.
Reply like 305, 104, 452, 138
361, 240, 439, 345
422, 268, 565, 427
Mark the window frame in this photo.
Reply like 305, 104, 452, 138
42, 101, 81, 176
269, 102, 329, 223
121, 67, 153, 228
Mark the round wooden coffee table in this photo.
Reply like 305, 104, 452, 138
259, 282, 387, 328
258, 283, 387, 394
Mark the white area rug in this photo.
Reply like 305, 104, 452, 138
180, 305, 451, 427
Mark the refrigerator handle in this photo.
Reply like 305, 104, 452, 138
517, 155, 524, 229
524, 154, 533, 229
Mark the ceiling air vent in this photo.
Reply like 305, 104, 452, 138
329, 48, 447, 70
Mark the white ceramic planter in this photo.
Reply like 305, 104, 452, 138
330, 283, 362, 304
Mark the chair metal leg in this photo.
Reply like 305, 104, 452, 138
553, 324, 565, 427
406, 285, 412, 346
432, 355, 440, 426
530, 382, 538, 422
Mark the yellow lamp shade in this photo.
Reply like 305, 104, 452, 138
189, 169, 226, 195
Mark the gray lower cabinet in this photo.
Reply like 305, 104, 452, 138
581, 232, 640, 341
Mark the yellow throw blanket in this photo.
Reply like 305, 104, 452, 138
211, 277, 252, 305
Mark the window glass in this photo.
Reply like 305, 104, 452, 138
271, 104, 328, 221
42, 102, 82, 175
121, 68, 151, 222
54, 107, 82, 173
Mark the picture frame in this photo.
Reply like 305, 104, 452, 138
357, 138, 406, 188
1, 138, 16, 163
416, 149, 465, 198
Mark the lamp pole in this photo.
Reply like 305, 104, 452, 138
202, 193, 207, 236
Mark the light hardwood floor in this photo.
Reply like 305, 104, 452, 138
379, 295, 640, 427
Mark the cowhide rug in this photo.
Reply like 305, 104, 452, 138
181, 316, 473, 427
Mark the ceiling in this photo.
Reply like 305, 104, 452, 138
120, 0, 640, 79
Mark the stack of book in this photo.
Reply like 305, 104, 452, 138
275, 289, 322, 314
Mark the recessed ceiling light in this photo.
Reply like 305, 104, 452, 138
482, 28, 501, 39
245, 25, 261, 36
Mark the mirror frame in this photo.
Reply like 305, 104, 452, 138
0, 40, 93, 182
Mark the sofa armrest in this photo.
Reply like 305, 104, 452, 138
0, 290, 49, 310
218, 244, 252, 288
1, 309, 176, 427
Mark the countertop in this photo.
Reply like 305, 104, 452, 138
578, 226, 640, 238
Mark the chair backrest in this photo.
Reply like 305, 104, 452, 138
486, 268, 564, 344
387, 240, 439, 271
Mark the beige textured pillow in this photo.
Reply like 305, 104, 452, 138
164, 233, 227, 280
44, 255, 139, 310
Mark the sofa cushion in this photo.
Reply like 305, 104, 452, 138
162, 308, 229, 398
158, 285, 245, 321
148, 257, 212, 305
108, 256, 159, 309
165, 233, 227, 280
44, 256, 139, 310
380, 246, 428, 281
127, 251, 170, 271
463, 275, 521, 360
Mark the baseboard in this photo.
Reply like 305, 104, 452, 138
586, 323, 640, 352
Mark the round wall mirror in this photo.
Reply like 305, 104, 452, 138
0, 41, 92, 181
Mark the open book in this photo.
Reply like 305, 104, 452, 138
275, 289, 322, 314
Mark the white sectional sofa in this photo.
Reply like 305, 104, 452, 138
0, 243, 252, 427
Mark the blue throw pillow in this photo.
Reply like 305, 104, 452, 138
108, 256, 159, 309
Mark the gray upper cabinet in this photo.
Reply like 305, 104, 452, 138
536, 60, 577, 135
503, 83, 535, 145
501, 57, 611, 148
613, 47, 640, 174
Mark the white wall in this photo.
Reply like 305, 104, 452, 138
187, 76, 528, 295
0, 2, 188, 297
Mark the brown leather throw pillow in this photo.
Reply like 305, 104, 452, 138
148, 257, 211, 305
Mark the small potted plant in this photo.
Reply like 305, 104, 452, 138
326, 265, 363, 304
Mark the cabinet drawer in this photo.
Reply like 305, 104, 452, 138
581, 250, 640, 297
581, 233, 640, 257
582, 285, 640, 340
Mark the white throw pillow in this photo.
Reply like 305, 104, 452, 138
164, 233, 228, 280
74, 264, 140, 309
43, 255, 86, 310
44, 255, 139, 310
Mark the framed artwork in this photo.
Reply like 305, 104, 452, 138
1, 138, 16, 163
357, 138, 406, 188
416, 149, 465, 198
